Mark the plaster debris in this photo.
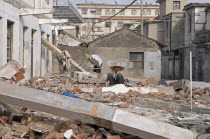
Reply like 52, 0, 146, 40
64, 129, 73, 139
0, 60, 25, 83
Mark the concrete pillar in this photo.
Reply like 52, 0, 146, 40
33, 29, 41, 76
41, 33, 47, 76
24, 28, 32, 79
1, 18, 7, 66
12, 21, 20, 63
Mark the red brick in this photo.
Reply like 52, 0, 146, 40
118, 102, 130, 108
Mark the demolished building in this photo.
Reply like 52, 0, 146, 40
0, 0, 83, 80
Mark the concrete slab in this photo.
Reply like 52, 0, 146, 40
0, 82, 197, 139
135, 98, 210, 114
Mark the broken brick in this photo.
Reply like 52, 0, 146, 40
107, 135, 121, 139
141, 112, 147, 117
118, 102, 130, 108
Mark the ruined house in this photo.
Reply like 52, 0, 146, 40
0, 0, 83, 80
0, 0, 55, 79
56, 28, 163, 82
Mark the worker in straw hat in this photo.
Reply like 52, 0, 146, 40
85, 54, 103, 74
106, 62, 128, 86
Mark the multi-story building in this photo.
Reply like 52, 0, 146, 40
136, 0, 188, 44
77, 3, 160, 41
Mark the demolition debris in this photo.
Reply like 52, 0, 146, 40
1, 61, 210, 138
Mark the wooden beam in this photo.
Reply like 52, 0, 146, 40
19, 8, 55, 15
41, 38, 86, 72
39, 19, 69, 24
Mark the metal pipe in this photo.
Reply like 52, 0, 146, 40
190, 50, 193, 110
140, 0, 143, 35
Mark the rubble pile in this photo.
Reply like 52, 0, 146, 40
0, 106, 139, 139
2, 67, 210, 138
0, 60, 25, 84
18, 73, 210, 108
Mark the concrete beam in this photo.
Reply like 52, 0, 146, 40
52, 26, 76, 30
0, 82, 197, 139
39, 19, 69, 24
19, 8, 55, 15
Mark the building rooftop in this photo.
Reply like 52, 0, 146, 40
99, 16, 157, 20
184, 3, 210, 11
76, 3, 159, 7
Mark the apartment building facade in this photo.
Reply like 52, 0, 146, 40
77, 3, 160, 41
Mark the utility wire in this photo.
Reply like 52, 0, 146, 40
84, 0, 138, 39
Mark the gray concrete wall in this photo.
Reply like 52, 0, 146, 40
163, 13, 185, 50
0, 0, 53, 79
148, 23, 158, 41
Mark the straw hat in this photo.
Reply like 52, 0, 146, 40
85, 54, 91, 60
110, 62, 124, 71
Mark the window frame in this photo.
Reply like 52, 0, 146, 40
81, 8, 88, 14
111, 9, 116, 15
155, 10, 159, 15
131, 10, 137, 15
142, 10, 145, 15
97, 9, 102, 15
118, 21, 124, 28
105, 9, 110, 15
119, 10, 125, 15
147, 10, 151, 15
173, 1, 180, 10
129, 52, 144, 69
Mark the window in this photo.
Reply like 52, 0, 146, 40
120, 10, 125, 15
118, 21, 124, 28
7, 20, 14, 63
146, 10, 151, 15
129, 52, 144, 69
97, 9, 102, 15
111, 10, 116, 15
105, 9, 110, 15
131, 10, 137, 15
142, 10, 145, 15
155, 10, 159, 15
81, 8, 88, 14
82, 26, 86, 31
90, 9, 97, 14
98, 27, 102, 32
173, 1, 180, 10
94, 27, 102, 32
105, 21, 111, 27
